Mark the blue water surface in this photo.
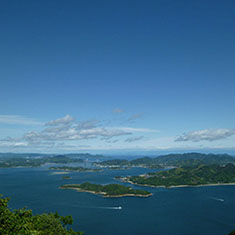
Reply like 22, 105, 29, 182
1, 166, 235, 235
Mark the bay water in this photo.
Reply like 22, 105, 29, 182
1, 166, 235, 235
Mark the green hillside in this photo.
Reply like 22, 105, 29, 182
123, 163, 235, 187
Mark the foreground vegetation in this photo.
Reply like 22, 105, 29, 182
228, 231, 235, 235
120, 163, 235, 187
0, 195, 82, 234
60, 182, 152, 197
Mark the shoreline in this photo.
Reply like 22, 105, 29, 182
50, 168, 102, 173
60, 187, 152, 198
51, 171, 69, 175
120, 178, 235, 189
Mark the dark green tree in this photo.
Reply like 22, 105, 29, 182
0, 195, 82, 235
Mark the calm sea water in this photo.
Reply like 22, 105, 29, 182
1, 166, 235, 235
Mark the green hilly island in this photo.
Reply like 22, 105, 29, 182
60, 182, 152, 197
120, 163, 235, 187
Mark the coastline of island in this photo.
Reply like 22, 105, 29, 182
117, 163, 235, 189
49, 166, 102, 172
118, 177, 235, 189
60, 182, 152, 198
60, 187, 152, 197
51, 171, 69, 175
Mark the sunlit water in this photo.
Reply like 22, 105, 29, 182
1, 166, 235, 235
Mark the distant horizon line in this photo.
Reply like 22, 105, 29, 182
0, 149, 235, 156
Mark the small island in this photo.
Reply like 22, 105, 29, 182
118, 163, 235, 188
49, 166, 102, 172
60, 182, 152, 197
62, 176, 71, 180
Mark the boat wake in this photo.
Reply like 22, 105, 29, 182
55, 203, 122, 210
209, 197, 224, 202
96, 206, 122, 210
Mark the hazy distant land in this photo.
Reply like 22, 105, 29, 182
49, 166, 102, 172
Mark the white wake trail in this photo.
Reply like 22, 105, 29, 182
209, 197, 224, 202
92, 206, 122, 210
55, 203, 122, 209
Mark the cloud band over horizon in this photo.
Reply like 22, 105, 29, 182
175, 129, 235, 142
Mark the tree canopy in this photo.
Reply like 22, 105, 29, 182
0, 195, 82, 235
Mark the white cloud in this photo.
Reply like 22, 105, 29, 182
1, 116, 148, 144
112, 127, 158, 133
76, 119, 99, 130
0, 115, 160, 151
78, 127, 131, 139
0, 141, 28, 147
0, 115, 43, 126
46, 115, 75, 126
175, 129, 235, 142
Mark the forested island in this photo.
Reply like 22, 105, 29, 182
62, 176, 72, 179
119, 163, 235, 188
0, 195, 82, 234
49, 166, 102, 172
60, 182, 152, 197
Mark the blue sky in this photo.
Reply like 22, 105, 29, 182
0, 0, 235, 153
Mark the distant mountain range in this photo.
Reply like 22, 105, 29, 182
0, 152, 106, 159
95, 153, 235, 168
1, 152, 235, 169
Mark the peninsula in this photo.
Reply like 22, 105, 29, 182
60, 182, 152, 197
119, 163, 235, 188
